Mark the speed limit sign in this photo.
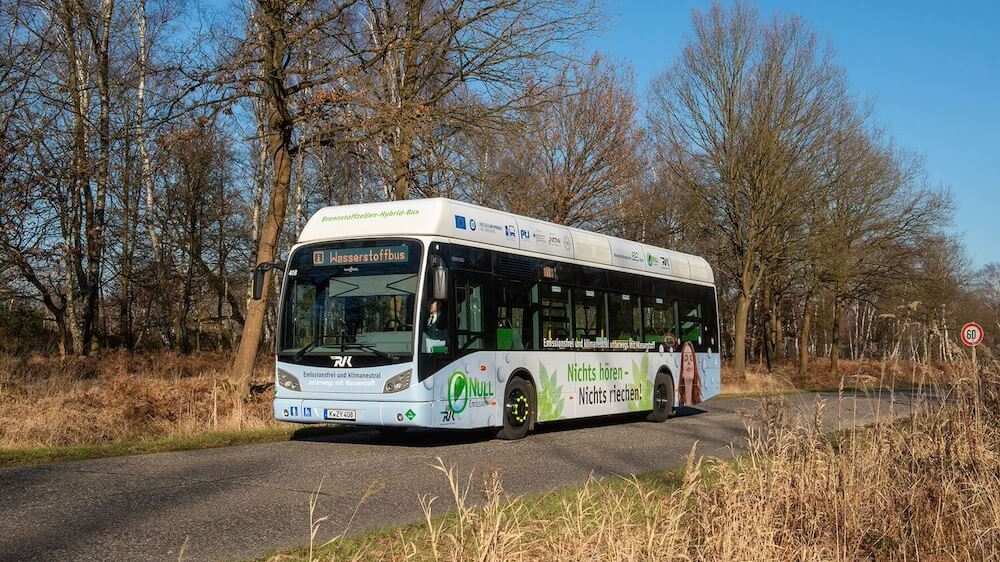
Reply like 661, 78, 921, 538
961, 322, 984, 347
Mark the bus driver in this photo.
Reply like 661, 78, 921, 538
423, 300, 448, 353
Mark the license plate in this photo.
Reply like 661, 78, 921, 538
324, 408, 356, 421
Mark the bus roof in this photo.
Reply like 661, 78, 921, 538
298, 198, 714, 285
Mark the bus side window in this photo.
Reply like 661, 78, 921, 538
422, 252, 450, 356
698, 286, 717, 350
573, 287, 607, 344
454, 272, 492, 352
608, 293, 640, 343
643, 297, 679, 348
541, 283, 571, 347
497, 280, 537, 350
679, 300, 702, 346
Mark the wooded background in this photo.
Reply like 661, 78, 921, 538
1, 0, 995, 382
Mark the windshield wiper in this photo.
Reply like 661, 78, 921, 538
342, 343, 398, 361
293, 334, 322, 362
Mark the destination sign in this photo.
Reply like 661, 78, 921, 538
312, 245, 409, 266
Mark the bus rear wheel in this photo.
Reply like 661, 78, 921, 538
647, 372, 675, 422
497, 378, 533, 440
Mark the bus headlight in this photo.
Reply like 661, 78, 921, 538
383, 369, 412, 393
277, 368, 301, 392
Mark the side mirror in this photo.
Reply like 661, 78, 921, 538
252, 266, 266, 300
432, 265, 448, 301
251, 261, 284, 300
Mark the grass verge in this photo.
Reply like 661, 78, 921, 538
258, 360, 997, 562
0, 425, 342, 469
256, 465, 691, 562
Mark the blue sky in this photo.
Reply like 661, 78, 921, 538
587, 0, 999, 268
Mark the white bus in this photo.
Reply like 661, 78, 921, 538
257, 198, 720, 439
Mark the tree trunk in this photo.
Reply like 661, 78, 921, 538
848, 302, 855, 360
119, 152, 135, 350
940, 304, 950, 362
773, 293, 784, 363
136, 0, 158, 256
250, 111, 267, 265
178, 179, 201, 354
762, 288, 773, 372
60, 0, 87, 356
391, 124, 414, 200
82, 0, 114, 354
217, 175, 229, 351
733, 294, 751, 375
231, 4, 294, 384
57, 313, 72, 357
230, 123, 291, 381
732, 257, 764, 376
829, 297, 842, 373
293, 148, 305, 236
799, 294, 811, 377
135, 0, 170, 347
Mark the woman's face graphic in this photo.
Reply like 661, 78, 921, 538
682, 345, 695, 375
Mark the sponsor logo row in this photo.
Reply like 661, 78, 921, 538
455, 214, 572, 251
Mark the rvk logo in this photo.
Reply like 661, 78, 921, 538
330, 356, 353, 368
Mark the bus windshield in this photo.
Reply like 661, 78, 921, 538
279, 239, 421, 366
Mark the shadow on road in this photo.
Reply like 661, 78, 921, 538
674, 405, 708, 417
290, 407, 710, 448
291, 425, 495, 447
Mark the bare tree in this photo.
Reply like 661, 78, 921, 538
648, 1, 844, 375
487, 54, 645, 228
226, 0, 598, 383
979, 263, 1000, 337
334, 0, 600, 201
817, 132, 950, 371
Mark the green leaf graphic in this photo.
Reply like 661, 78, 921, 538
537, 362, 565, 421
628, 353, 653, 411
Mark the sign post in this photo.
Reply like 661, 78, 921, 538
961, 322, 984, 374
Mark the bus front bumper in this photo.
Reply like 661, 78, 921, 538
274, 398, 437, 427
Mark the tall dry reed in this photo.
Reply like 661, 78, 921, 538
301, 358, 997, 562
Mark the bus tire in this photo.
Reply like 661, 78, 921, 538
647, 371, 675, 423
497, 378, 533, 440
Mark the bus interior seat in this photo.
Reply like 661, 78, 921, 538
497, 327, 525, 350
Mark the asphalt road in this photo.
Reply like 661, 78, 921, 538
0, 390, 927, 562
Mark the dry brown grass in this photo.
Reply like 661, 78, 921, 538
0, 351, 275, 448
722, 358, 954, 395
290, 358, 998, 562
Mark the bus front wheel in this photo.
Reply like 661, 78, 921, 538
647, 372, 675, 423
497, 378, 533, 440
